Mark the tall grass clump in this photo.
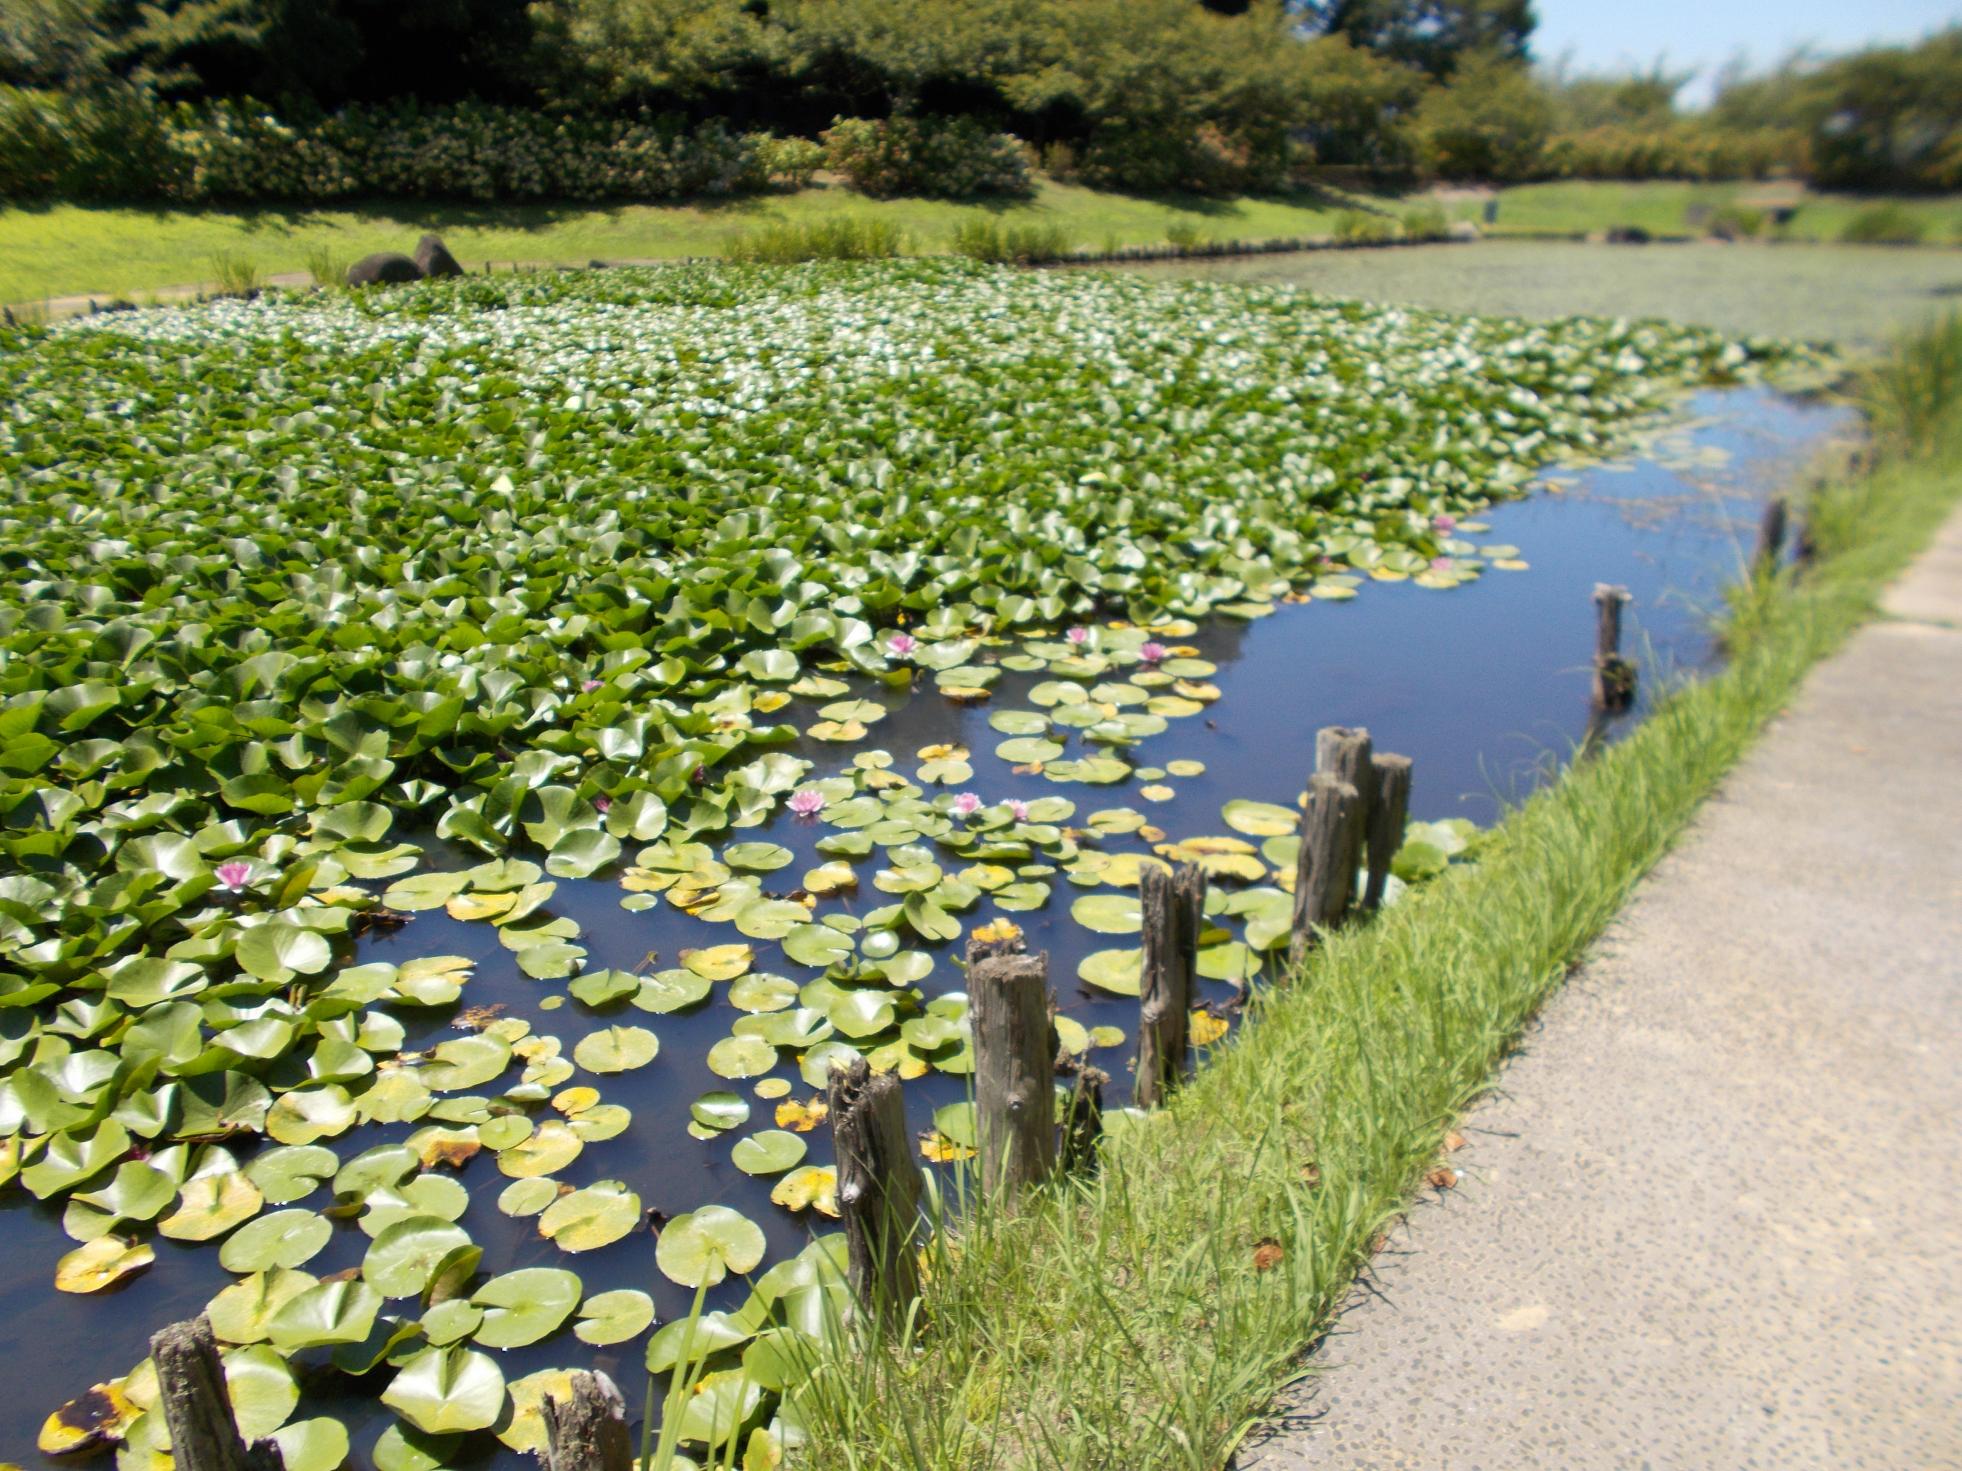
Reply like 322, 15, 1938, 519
786, 316, 1962, 1471
302, 246, 348, 290
208, 250, 261, 295
1164, 218, 1206, 251
722, 217, 906, 263
949, 218, 1074, 264
1839, 203, 1927, 245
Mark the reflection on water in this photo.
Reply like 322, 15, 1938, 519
2, 386, 1856, 1465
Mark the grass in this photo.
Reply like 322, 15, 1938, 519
1137, 240, 1962, 348
1459, 179, 1962, 245
2, 176, 1955, 309
0, 180, 1395, 306
780, 317, 1962, 1469
721, 216, 908, 262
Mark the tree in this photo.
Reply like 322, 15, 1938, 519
1304, 0, 1535, 81
1414, 46, 1549, 179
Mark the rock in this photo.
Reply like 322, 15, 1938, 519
1604, 225, 1652, 245
414, 234, 464, 279
346, 253, 421, 287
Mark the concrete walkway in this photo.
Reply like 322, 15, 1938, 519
1238, 508, 1962, 1471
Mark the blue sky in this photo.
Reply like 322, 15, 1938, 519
1532, 0, 1960, 103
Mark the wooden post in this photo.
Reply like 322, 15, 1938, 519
827, 1056, 924, 1323
1290, 774, 1364, 960
1314, 725, 1376, 817
544, 1372, 633, 1471
1590, 583, 1636, 714
1754, 495, 1788, 575
1134, 862, 1205, 1107
149, 1317, 283, 1471
968, 937, 1056, 1200
1361, 753, 1412, 911
1061, 1066, 1108, 1173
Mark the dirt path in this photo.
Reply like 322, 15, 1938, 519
1237, 508, 1962, 1470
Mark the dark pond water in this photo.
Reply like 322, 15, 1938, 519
2, 384, 1857, 1465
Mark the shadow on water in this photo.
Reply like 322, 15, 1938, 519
1, 385, 1857, 1464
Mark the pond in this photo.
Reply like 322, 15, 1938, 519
5, 380, 1856, 1466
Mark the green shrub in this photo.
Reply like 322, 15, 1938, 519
1839, 203, 1928, 245
1703, 204, 1766, 239
1163, 218, 1205, 250
1541, 122, 1807, 181
721, 217, 907, 263
949, 218, 1073, 263
0, 95, 784, 205
1333, 209, 1395, 244
820, 116, 1032, 199
754, 134, 825, 190
1399, 203, 1450, 240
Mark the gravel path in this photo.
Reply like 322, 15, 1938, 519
1236, 508, 1962, 1471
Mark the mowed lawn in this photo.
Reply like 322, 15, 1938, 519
0, 180, 1400, 305
4, 176, 1957, 312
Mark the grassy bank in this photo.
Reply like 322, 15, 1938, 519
784, 318, 1962, 1469
1460, 180, 1962, 244
0, 180, 1401, 306
5, 178, 1957, 309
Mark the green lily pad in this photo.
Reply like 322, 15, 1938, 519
731, 1130, 808, 1176
656, 1206, 767, 1288
381, 1346, 506, 1434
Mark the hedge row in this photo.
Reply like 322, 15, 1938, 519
0, 91, 1029, 204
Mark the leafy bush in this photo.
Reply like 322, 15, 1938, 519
949, 218, 1073, 263
1163, 219, 1205, 251
754, 134, 825, 190
1703, 204, 1765, 239
1400, 203, 1450, 240
1839, 204, 1928, 245
1333, 209, 1395, 244
1415, 50, 1552, 182
721, 217, 907, 262
821, 116, 1032, 199
0, 93, 784, 204
0, 84, 185, 200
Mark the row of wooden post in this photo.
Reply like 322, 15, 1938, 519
154, 726, 1417, 1470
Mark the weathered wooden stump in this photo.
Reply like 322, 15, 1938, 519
1361, 753, 1412, 911
827, 1056, 924, 1323
1590, 583, 1636, 714
544, 1372, 632, 1471
1134, 862, 1206, 1107
149, 1317, 284, 1471
1314, 726, 1376, 815
1290, 774, 1365, 960
968, 937, 1056, 1200
1755, 495, 1789, 576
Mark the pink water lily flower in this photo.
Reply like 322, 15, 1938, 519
787, 789, 827, 818
582, 678, 602, 692
885, 633, 917, 658
1430, 556, 1454, 572
1005, 799, 1030, 822
1432, 513, 1458, 533
1138, 641, 1169, 664
952, 792, 981, 817
214, 862, 251, 893
594, 795, 613, 814
1066, 626, 1090, 646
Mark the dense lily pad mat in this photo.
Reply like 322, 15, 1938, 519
783, 324, 1962, 1470
0, 261, 1816, 1464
